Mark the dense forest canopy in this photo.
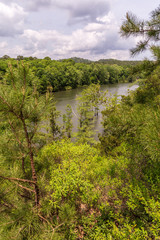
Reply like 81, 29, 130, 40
0, 57, 139, 93
0, 5, 160, 240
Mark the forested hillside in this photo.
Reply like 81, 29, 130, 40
0, 5, 160, 240
0, 57, 137, 93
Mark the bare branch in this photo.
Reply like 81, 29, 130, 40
14, 182, 35, 193
0, 175, 36, 184
38, 214, 55, 231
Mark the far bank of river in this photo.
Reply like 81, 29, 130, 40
53, 83, 139, 134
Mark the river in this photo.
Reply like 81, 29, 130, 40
53, 83, 138, 135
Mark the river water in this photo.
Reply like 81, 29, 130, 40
53, 83, 138, 134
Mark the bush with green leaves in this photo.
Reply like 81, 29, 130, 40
36, 140, 112, 238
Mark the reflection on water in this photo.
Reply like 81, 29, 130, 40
53, 83, 138, 134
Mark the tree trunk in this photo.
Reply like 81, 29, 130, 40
21, 113, 40, 206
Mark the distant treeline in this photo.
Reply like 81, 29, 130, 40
68, 57, 142, 66
0, 56, 139, 93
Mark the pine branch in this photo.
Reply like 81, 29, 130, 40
151, 6, 160, 18
0, 95, 20, 119
0, 175, 35, 193
11, 226, 26, 239
130, 40, 149, 56
14, 182, 35, 193
8, 63, 16, 91
0, 175, 36, 184
20, 110, 40, 206
38, 214, 55, 231
0, 217, 22, 227
30, 122, 38, 141
8, 120, 24, 150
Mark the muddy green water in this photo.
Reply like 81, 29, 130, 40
53, 83, 138, 134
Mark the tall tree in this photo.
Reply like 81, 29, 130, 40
62, 104, 73, 138
50, 102, 61, 140
0, 62, 52, 206
77, 84, 106, 144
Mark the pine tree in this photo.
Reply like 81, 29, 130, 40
120, 6, 160, 57
50, 103, 61, 140
0, 62, 52, 207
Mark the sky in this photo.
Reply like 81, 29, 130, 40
0, 0, 159, 60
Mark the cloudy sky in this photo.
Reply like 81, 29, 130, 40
0, 0, 159, 60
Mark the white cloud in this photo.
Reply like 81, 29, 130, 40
0, 0, 143, 60
96, 11, 116, 24
0, 2, 26, 37
105, 50, 130, 60
0, 41, 8, 48
19, 11, 134, 60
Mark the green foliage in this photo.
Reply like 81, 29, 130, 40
1, 65, 160, 239
62, 104, 73, 138
76, 84, 106, 144
0, 62, 56, 239
0, 13, 160, 237
50, 102, 61, 140
99, 58, 160, 238
37, 140, 109, 238
0, 57, 134, 93
120, 6, 160, 57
